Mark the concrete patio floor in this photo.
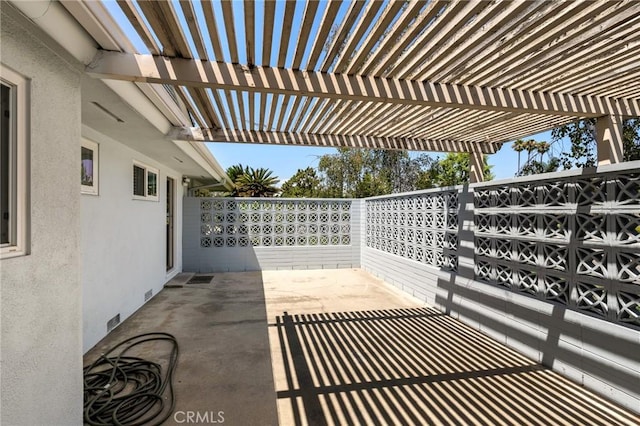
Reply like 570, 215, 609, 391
84, 269, 640, 426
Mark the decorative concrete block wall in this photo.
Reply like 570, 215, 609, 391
362, 162, 640, 413
473, 167, 640, 328
184, 197, 361, 272
366, 190, 459, 272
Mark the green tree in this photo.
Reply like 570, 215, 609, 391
280, 167, 321, 198
518, 157, 561, 176
512, 139, 560, 176
226, 163, 251, 183
231, 167, 279, 197
317, 148, 381, 198
415, 166, 440, 190
552, 118, 640, 169
430, 153, 493, 186
623, 118, 640, 160
513, 139, 526, 171
553, 120, 598, 169
316, 148, 436, 198
374, 150, 436, 193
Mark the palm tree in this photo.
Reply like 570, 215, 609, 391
513, 139, 526, 173
233, 167, 280, 197
536, 141, 551, 162
226, 163, 251, 183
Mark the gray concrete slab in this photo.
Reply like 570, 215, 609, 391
84, 269, 640, 426
84, 271, 278, 426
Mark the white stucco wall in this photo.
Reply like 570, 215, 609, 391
81, 126, 184, 353
0, 8, 83, 425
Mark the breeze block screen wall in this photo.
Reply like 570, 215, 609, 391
365, 189, 459, 273
362, 162, 640, 412
473, 168, 640, 328
183, 197, 362, 272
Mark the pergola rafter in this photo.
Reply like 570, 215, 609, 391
167, 127, 500, 154
65, 0, 639, 159
87, 51, 640, 119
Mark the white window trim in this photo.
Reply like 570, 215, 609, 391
132, 160, 159, 201
1, 65, 30, 259
81, 138, 99, 195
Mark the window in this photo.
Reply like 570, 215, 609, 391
81, 139, 99, 195
1, 65, 29, 258
132, 161, 159, 201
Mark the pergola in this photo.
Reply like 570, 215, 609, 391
68, 0, 640, 181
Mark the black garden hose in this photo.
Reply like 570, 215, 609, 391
83, 332, 179, 426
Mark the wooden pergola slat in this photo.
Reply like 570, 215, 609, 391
135, 0, 178, 57
305, 0, 343, 70
167, 128, 501, 154
277, 0, 298, 68
395, 1, 492, 80
155, 0, 193, 58
116, 0, 161, 55
296, 97, 326, 133
176, 86, 206, 128
366, 0, 451, 77
75, 0, 639, 153
275, 94, 293, 132
414, 1, 548, 83
261, 0, 276, 66
488, 6, 640, 90
414, 1, 532, 82
292, 0, 320, 70
331, 1, 386, 74
244, 0, 255, 66
86, 51, 640, 118
220, 0, 239, 64
320, 0, 366, 73
461, 1, 620, 87
179, 0, 207, 59
201, 1, 225, 61
355, 1, 428, 76
284, 95, 305, 131
341, 0, 406, 74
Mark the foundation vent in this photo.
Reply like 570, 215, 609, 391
107, 314, 120, 332
145, 289, 153, 301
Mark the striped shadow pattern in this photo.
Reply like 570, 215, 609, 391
273, 308, 639, 426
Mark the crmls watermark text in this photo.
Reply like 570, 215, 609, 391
174, 410, 225, 424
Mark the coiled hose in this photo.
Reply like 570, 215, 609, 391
83, 332, 179, 426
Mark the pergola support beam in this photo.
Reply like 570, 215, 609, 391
469, 149, 485, 183
86, 51, 640, 118
596, 115, 624, 166
167, 127, 501, 154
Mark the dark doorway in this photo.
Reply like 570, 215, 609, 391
166, 177, 174, 271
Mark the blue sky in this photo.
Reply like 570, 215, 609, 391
207, 130, 557, 183
103, 1, 565, 184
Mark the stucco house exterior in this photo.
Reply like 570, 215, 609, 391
1, 2, 231, 423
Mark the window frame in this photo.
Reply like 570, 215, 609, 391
81, 138, 99, 195
1, 65, 30, 259
132, 160, 159, 201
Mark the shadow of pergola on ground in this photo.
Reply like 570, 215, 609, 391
273, 307, 638, 426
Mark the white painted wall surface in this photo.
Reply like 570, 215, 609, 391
0, 8, 83, 425
81, 126, 184, 353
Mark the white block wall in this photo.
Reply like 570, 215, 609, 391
183, 198, 362, 272
363, 164, 640, 413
